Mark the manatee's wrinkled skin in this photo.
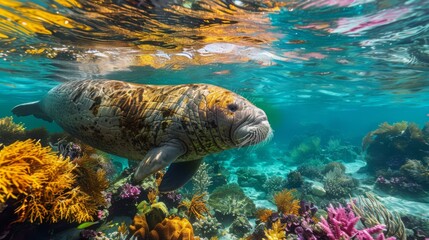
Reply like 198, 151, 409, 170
13, 80, 271, 190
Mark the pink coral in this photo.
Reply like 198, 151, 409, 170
319, 204, 395, 240
120, 183, 141, 199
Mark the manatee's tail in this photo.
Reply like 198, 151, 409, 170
12, 101, 53, 122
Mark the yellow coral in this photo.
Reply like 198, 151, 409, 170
149, 216, 194, 240
0, 139, 101, 223
264, 220, 286, 240
273, 189, 300, 215
179, 193, 209, 220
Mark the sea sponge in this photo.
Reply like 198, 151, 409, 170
273, 189, 300, 215
129, 214, 150, 239
0, 139, 103, 223
149, 216, 194, 240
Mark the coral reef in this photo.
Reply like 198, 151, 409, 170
285, 170, 304, 189
208, 183, 256, 218
350, 193, 406, 240
297, 165, 324, 180
323, 167, 358, 199
322, 162, 346, 175
400, 159, 429, 189
0, 140, 101, 223
230, 215, 252, 238
319, 204, 396, 240
264, 220, 286, 240
0, 117, 49, 146
263, 176, 285, 195
0, 116, 25, 145
149, 216, 195, 240
237, 168, 267, 191
129, 214, 150, 239
120, 183, 142, 200
362, 122, 429, 173
191, 162, 212, 195
273, 189, 300, 215
178, 193, 209, 220
192, 215, 221, 239
256, 208, 274, 223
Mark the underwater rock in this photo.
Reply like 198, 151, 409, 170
230, 215, 252, 238
237, 168, 267, 191
310, 184, 326, 197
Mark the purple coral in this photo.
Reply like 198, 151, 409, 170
319, 204, 396, 240
119, 183, 141, 199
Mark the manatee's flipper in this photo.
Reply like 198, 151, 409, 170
12, 101, 52, 122
159, 158, 203, 193
133, 141, 186, 183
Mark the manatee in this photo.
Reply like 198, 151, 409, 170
12, 80, 272, 192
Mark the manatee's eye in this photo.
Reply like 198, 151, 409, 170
227, 103, 239, 112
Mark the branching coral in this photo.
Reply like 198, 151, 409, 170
192, 162, 212, 195
273, 189, 300, 215
0, 139, 105, 223
149, 216, 195, 240
179, 193, 209, 220
264, 220, 286, 240
256, 208, 274, 223
319, 204, 396, 240
350, 193, 406, 240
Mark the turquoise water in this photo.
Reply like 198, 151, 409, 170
1, 0, 429, 239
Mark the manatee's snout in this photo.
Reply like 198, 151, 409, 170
233, 107, 272, 147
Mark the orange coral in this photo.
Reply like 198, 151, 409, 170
178, 193, 209, 220
273, 189, 300, 215
256, 208, 273, 223
0, 139, 102, 223
129, 214, 149, 240
149, 216, 194, 240
147, 189, 158, 204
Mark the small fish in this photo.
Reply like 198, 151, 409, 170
213, 70, 230, 75
77, 221, 99, 229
